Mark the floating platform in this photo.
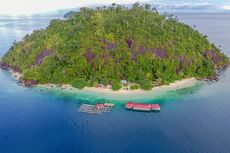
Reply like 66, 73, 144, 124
78, 103, 113, 114
125, 102, 160, 112
104, 103, 115, 107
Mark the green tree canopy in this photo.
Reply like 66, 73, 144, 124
1, 3, 229, 90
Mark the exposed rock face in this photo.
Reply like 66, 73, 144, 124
36, 49, 52, 65
0, 62, 21, 72
125, 38, 134, 48
203, 50, 224, 67
100, 39, 117, 51
84, 48, 96, 63
176, 56, 190, 74
131, 52, 137, 61
12, 66, 20, 73
138, 45, 147, 55
0, 63, 9, 70
150, 48, 168, 59
20, 79, 38, 87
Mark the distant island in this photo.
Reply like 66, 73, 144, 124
0, 3, 229, 91
63, 11, 76, 18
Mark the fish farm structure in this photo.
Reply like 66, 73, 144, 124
78, 103, 114, 114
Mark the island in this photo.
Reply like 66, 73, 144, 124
0, 3, 229, 92
63, 11, 76, 18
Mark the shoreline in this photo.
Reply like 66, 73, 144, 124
37, 78, 198, 95
84, 78, 197, 95
5, 69, 200, 101
36, 78, 199, 101
7, 68, 198, 95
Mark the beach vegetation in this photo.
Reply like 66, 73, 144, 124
112, 81, 122, 91
140, 80, 153, 90
130, 85, 139, 90
72, 79, 87, 89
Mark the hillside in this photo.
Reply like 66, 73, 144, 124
1, 3, 229, 90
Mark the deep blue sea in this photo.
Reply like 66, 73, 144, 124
0, 13, 230, 153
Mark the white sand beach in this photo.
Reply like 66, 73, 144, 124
38, 78, 197, 94
83, 78, 197, 95
8, 68, 199, 100
36, 78, 199, 101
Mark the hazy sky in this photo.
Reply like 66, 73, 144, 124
0, 0, 230, 15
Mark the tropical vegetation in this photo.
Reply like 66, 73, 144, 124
0, 3, 229, 90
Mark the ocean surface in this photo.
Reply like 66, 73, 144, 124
0, 13, 230, 153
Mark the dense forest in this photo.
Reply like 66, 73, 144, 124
1, 3, 229, 90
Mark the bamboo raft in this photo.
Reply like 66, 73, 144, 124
78, 103, 113, 114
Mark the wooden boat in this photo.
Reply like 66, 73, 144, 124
133, 103, 152, 111
151, 104, 161, 111
125, 102, 134, 109
125, 102, 160, 112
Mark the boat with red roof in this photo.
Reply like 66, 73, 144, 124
125, 102, 160, 112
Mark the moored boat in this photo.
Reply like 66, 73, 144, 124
133, 103, 152, 111
125, 102, 134, 109
125, 102, 160, 112
151, 104, 161, 111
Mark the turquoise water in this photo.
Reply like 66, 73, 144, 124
0, 13, 230, 153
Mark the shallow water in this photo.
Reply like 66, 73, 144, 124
0, 13, 230, 153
